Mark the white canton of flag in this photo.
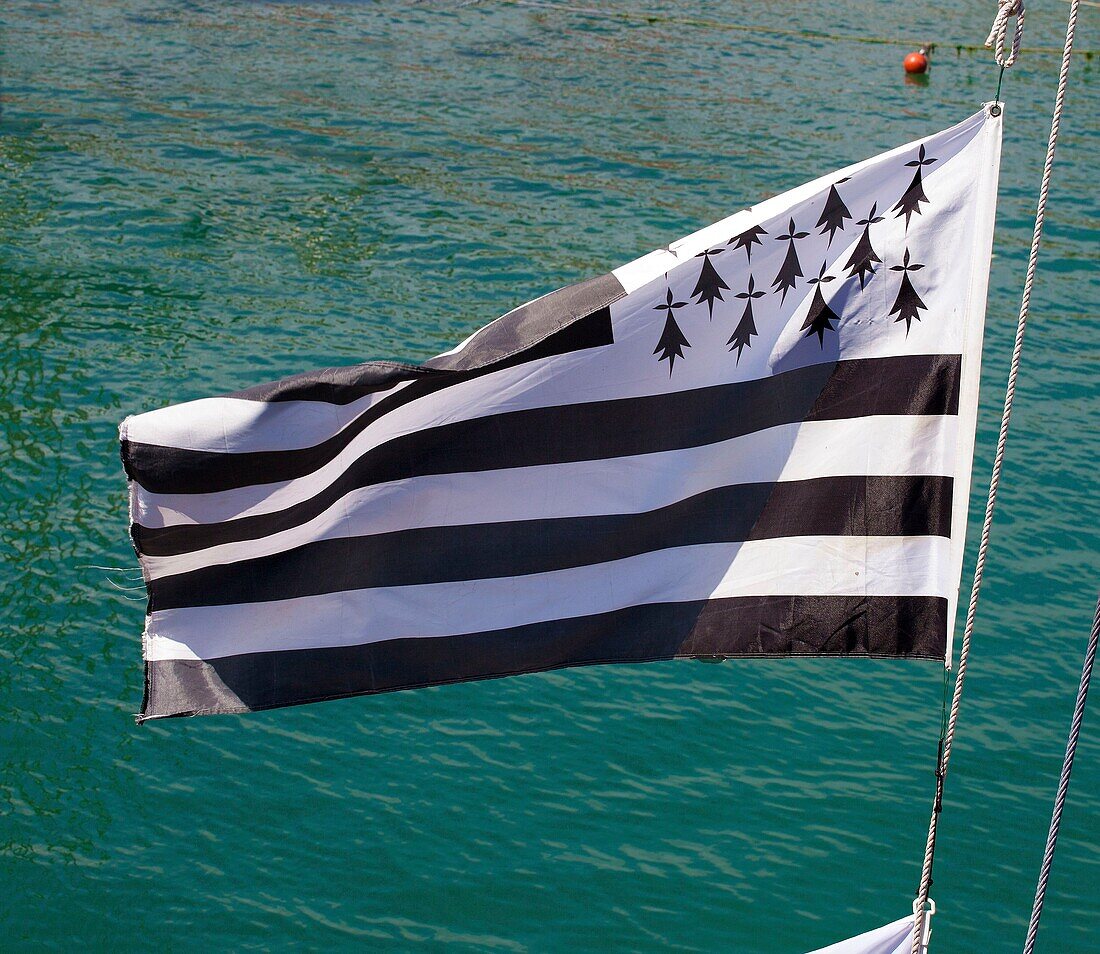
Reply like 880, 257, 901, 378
122, 106, 1002, 720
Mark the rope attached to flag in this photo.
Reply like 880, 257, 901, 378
911, 3, 1082, 951
985, 0, 1026, 68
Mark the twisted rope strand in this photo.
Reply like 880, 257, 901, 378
985, 0, 1027, 68
1022, 594, 1100, 954
910, 3, 1082, 952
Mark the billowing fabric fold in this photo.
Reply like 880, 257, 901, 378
806, 915, 915, 954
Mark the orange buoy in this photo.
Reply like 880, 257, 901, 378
904, 50, 930, 74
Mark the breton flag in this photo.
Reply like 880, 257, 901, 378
122, 106, 1002, 721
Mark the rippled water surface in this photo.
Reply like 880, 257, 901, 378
2, 1, 1098, 950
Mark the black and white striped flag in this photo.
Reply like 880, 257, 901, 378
122, 107, 1002, 721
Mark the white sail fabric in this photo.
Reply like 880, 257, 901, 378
121, 106, 1003, 720
806, 915, 915, 954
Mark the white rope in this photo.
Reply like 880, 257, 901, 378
985, 0, 1026, 68
1023, 593, 1100, 953
911, 3, 1081, 951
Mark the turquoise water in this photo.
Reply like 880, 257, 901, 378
2, 1, 1097, 949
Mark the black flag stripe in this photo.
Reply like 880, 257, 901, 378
130, 353, 961, 557
140, 594, 949, 720
123, 304, 615, 487
147, 474, 952, 611
124, 352, 958, 499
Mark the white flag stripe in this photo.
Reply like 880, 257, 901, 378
121, 379, 415, 455
145, 534, 952, 662
139, 414, 958, 579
